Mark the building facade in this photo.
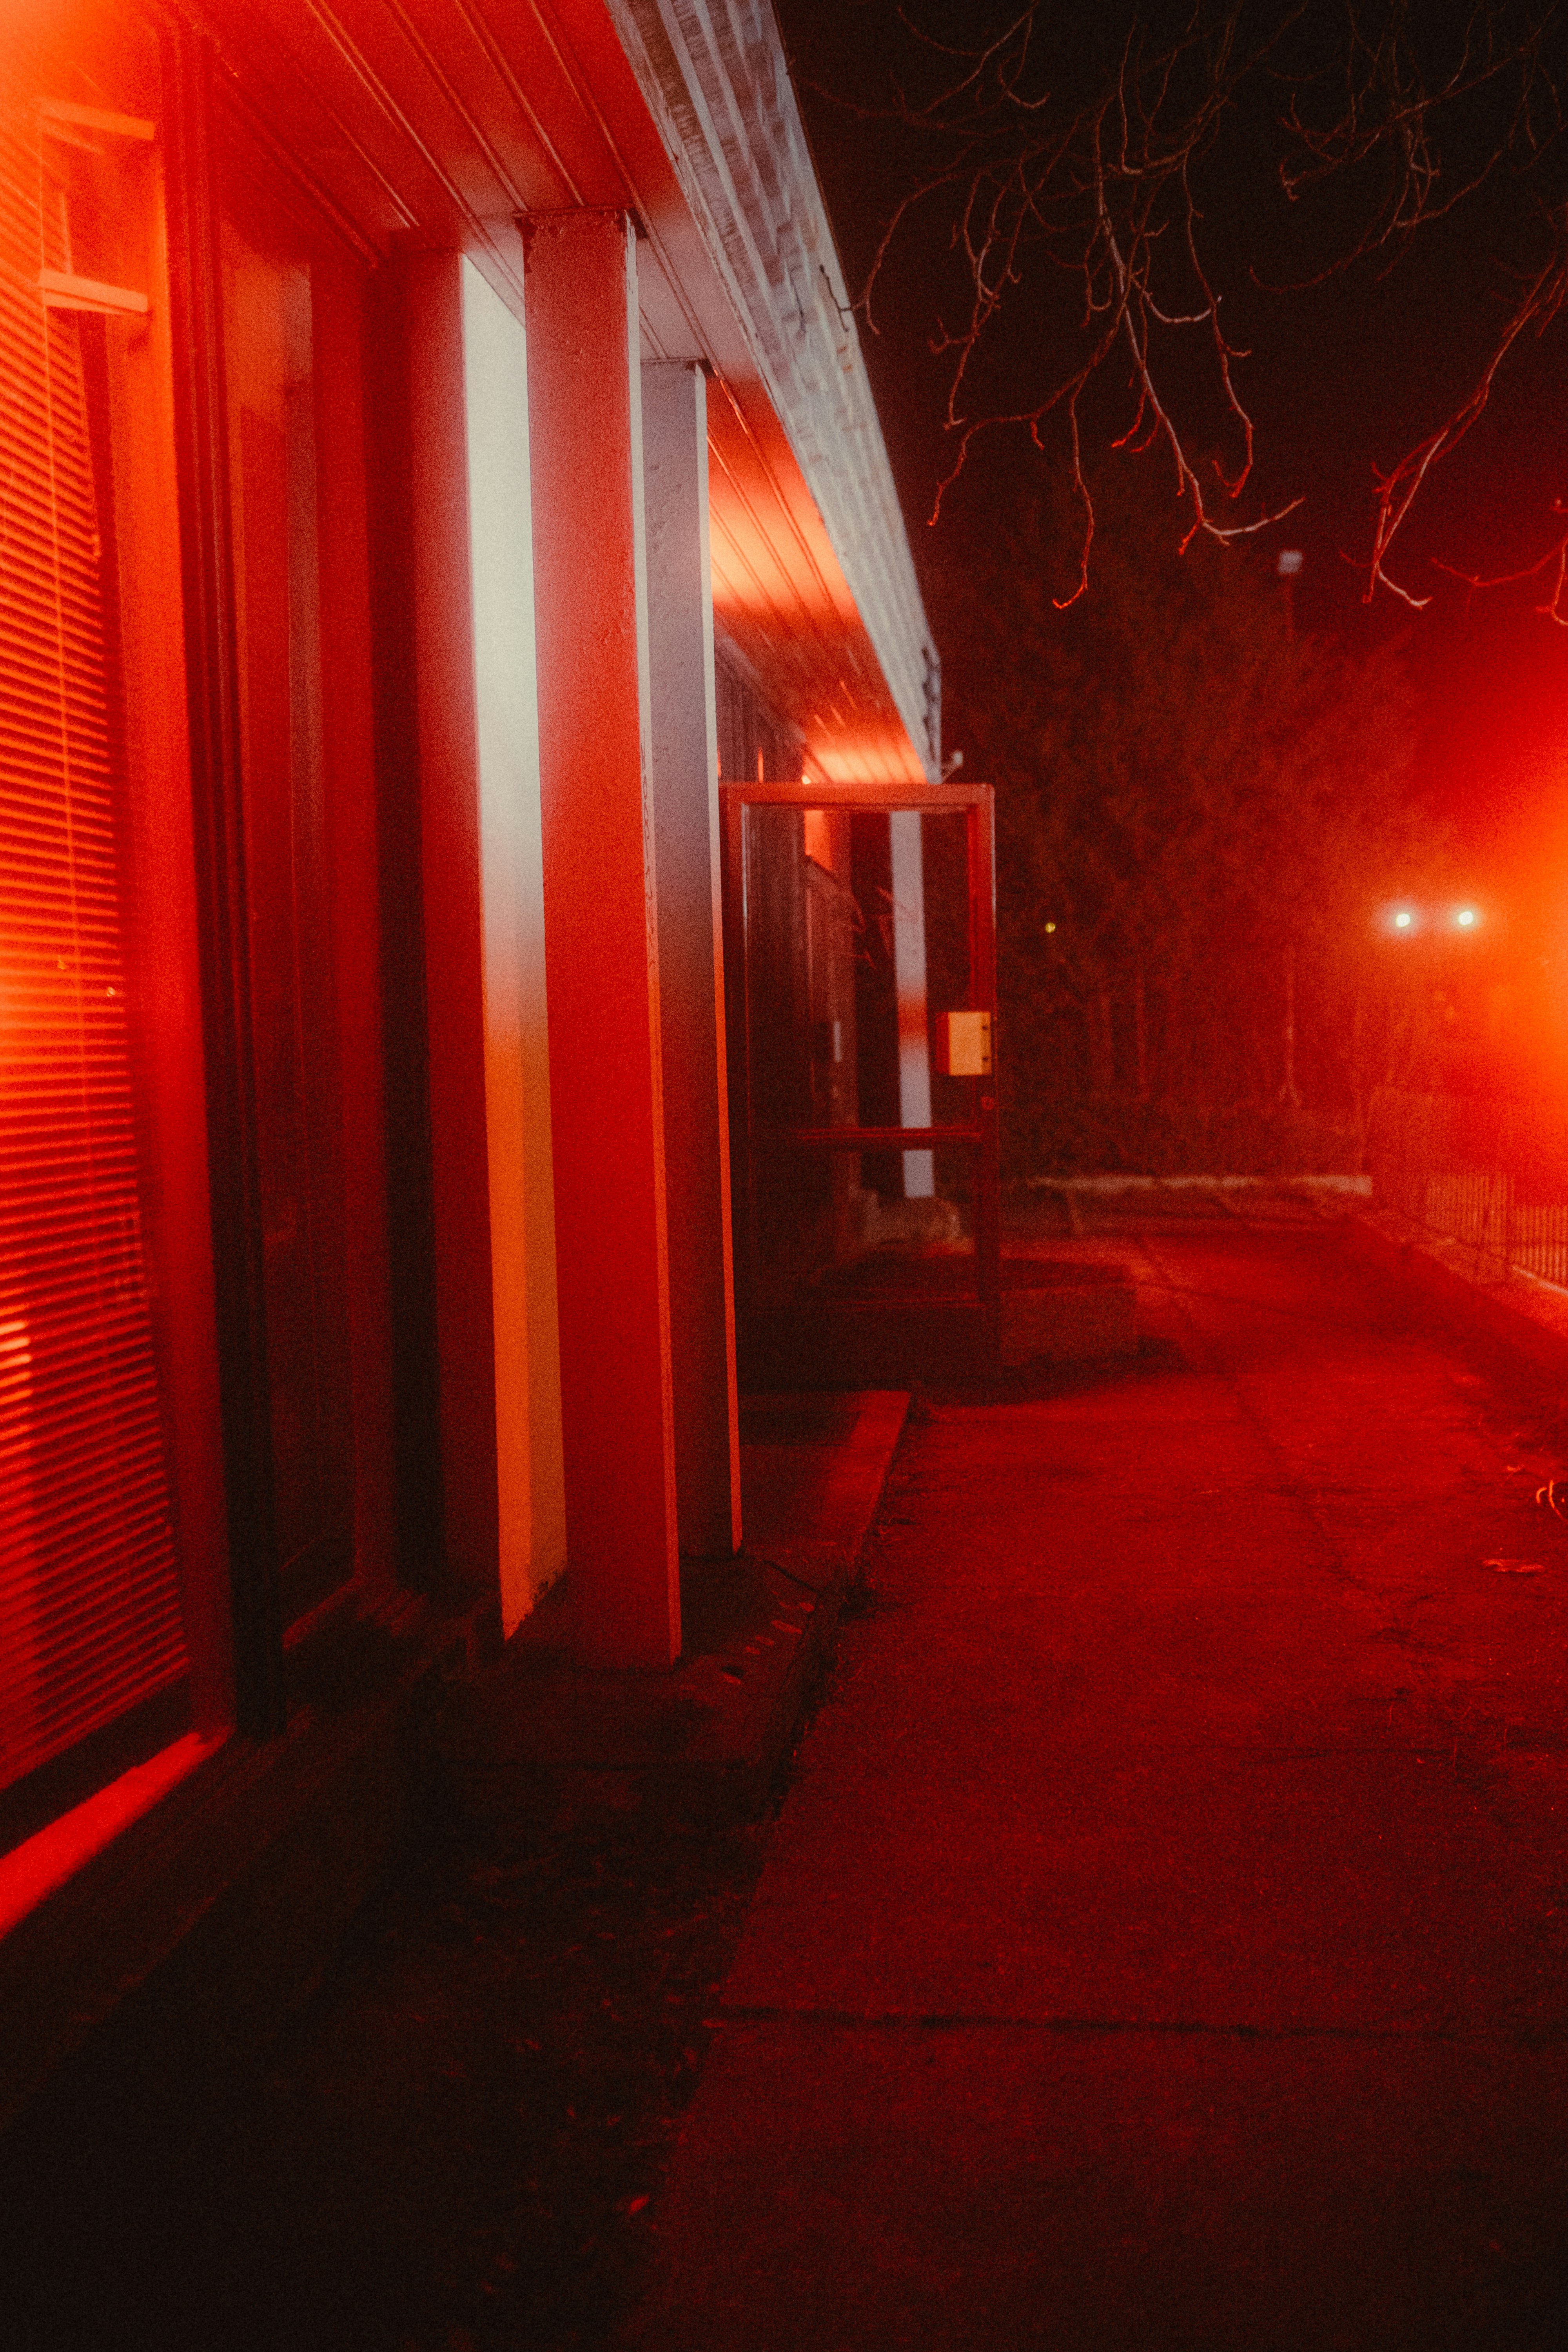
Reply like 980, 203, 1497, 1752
0, 0, 937, 2101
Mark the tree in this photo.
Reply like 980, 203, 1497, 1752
935, 473, 1434, 1170
796, 0, 1568, 613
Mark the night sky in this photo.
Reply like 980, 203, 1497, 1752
774, 0, 1568, 970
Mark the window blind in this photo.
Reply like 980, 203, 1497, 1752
0, 90, 189, 1800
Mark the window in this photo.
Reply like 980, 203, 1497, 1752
0, 32, 193, 1825
214, 110, 389, 1636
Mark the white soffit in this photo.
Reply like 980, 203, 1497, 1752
186, 0, 938, 781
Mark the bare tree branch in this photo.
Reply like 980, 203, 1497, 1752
815, 0, 1568, 604
1433, 497, 1568, 622
1363, 214, 1568, 604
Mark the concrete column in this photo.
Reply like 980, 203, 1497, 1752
407, 254, 567, 1635
891, 809, 934, 1196
641, 362, 742, 1561
523, 210, 681, 1670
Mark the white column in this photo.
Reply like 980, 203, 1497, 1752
525, 209, 681, 1670
408, 253, 567, 1637
890, 809, 934, 1196
642, 361, 742, 1559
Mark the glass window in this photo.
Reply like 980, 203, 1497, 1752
0, 28, 192, 1834
218, 142, 356, 1628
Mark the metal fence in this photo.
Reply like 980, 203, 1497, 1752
1366, 1090, 1568, 1291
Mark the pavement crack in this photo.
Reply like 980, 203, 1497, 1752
713, 2004, 1541, 2045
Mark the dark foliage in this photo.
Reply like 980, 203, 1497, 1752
936, 473, 1437, 1172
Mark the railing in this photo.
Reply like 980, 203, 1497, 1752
1365, 1090, 1568, 1291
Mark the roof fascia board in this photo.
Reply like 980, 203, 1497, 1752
603, 0, 938, 777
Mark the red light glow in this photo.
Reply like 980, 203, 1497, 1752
0, 1732, 221, 1941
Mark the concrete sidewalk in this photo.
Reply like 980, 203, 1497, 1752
624, 1204, 1568, 2351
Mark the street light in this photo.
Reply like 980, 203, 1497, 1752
1383, 903, 1483, 935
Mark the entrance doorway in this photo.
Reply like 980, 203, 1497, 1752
720, 779, 999, 1381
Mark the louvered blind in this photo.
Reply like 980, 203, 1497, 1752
0, 85, 189, 1798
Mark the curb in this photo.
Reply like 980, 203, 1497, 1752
1343, 1209, 1568, 1383
425, 1392, 911, 1829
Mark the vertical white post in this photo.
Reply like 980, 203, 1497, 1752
526, 210, 681, 1670
890, 809, 934, 1196
408, 253, 567, 1637
642, 361, 742, 1559
461, 261, 568, 1635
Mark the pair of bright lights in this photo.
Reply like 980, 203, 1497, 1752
1391, 907, 1478, 932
